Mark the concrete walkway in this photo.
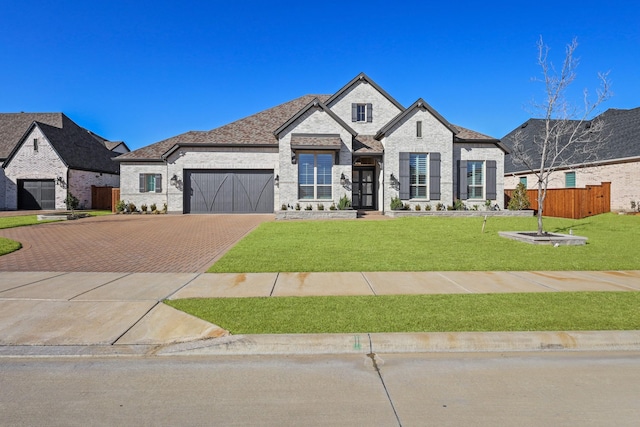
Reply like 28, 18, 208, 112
1, 270, 639, 356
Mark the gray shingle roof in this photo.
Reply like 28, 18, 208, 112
353, 135, 384, 154
290, 134, 343, 149
502, 107, 640, 173
0, 113, 63, 159
118, 94, 332, 161
2, 113, 119, 174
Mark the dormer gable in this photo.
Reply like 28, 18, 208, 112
325, 73, 405, 135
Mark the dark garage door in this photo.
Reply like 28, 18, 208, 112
18, 179, 56, 210
184, 170, 274, 213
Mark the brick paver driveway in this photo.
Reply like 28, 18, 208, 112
0, 214, 271, 273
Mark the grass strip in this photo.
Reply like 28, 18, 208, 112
165, 292, 640, 334
208, 214, 640, 272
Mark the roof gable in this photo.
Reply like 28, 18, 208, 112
3, 115, 119, 173
375, 98, 457, 139
325, 72, 405, 111
0, 113, 64, 159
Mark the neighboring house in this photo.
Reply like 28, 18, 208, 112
117, 73, 506, 214
0, 113, 126, 210
502, 107, 640, 211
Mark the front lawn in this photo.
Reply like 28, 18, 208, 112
208, 213, 640, 272
166, 292, 640, 334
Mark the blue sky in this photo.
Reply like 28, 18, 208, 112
2, 1, 638, 150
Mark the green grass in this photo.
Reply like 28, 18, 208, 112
208, 213, 640, 272
165, 292, 640, 334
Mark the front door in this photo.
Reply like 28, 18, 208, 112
352, 167, 376, 210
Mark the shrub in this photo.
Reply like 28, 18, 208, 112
329, 203, 337, 211
295, 203, 301, 211
162, 203, 167, 213
305, 204, 313, 211
415, 204, 421, 211
508, 182, 531, 210
317, 204, 324, 211
453, 199, 465, 211
424, 204, 431, 211
337, 195, 351, 210
150, 203, 157, 212
115, 200, 126, 213
436, 202, 445, 211
128, 202, 137, 213
281, 204, 287, 211
141, 204, 148, 212
390, 196, 404, 210
65, 193, 79, 211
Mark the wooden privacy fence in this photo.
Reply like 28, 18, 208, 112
90, 186, 121, 211
504, 182, 610, 219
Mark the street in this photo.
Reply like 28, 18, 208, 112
1, 351, 639, 426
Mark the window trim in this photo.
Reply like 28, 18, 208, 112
297, 151, 333, 200
466, 160, 485, 200
139, 173, 162, 193
519, 176, 527, 187
565, 171, 576, 188
409, 153, 429, 200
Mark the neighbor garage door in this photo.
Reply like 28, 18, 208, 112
18, 179, 56, 210
184, 170, 274, 213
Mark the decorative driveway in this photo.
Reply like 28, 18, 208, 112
0, 214, 271, 273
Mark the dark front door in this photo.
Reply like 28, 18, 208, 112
352, 167, 376, 210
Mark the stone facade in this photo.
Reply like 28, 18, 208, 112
504, 160, 640, 211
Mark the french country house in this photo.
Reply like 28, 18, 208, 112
117, 73, 507, 214
0, 113, 127, 210
502, 107, 640, 211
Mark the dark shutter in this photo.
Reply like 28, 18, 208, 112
366, 103, 373, 122
458, 160, 468, 200
429, 152, 441, 200
155, 174, 162, 193
351, 104, 357, 122
139, 174, 145, 192
399, 152, 410, 200
486, 160, 497, 200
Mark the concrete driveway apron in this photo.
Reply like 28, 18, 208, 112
0, 214, 271, 273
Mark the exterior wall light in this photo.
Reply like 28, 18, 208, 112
274, 174, 279, 186
340, 173, 346, 186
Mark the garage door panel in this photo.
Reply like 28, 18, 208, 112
185, 170, 273, 213
18, 180, 55, 210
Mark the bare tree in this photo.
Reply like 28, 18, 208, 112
510, 36, 611, 235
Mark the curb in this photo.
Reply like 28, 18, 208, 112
2, 331, 639, 358
158, 330, 640, 356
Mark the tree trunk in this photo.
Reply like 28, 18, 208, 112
537, 179, 546, 235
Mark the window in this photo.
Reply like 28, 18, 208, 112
139, 173, 162, 193
467, 161, 484, 199
351, 103, 373, 122
416, 121, 422, 138
519, 176, 527, 187
409, 153, 428, 198
33, 138, 38, 152
298, 153, 333, 199
565, 171, 576, 188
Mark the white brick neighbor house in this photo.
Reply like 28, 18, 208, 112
0, 113, 127, 210
502, 107, 640, 211
117, 73, 507, 214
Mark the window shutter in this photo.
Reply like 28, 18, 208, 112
399, 152, 410, 200
139, 174, 145, 192
351, 104, 357, 122
429, 152, 441, 200
486, 160, 497, 200
366, 103, 373, 122
458, 160, 468, 200
155, 174, 162, 193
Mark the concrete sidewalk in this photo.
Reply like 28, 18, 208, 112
0, 271, 639, 356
